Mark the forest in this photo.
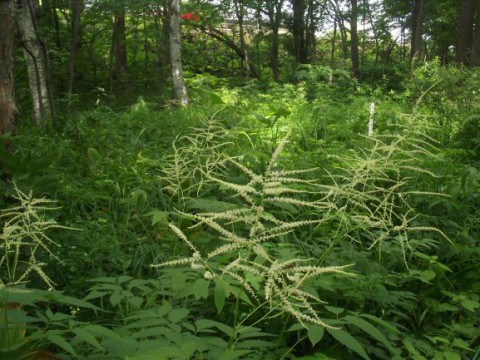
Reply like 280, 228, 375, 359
0, 0, 479, 359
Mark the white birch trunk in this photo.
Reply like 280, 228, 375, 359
169, 0, 189, 106
17, 0, 51, 126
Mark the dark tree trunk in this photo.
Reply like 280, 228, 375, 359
350, 0, 360, 78
330, 9, 337, 68
0, 0, 17, 136
333, 0, 348, 59
200, 26, 260, 79
265, 0, 283, 80
292, 0, 307, 63
233, 0, 250, 78
67, 0, 82, 95
114, 4, 128, 79
470, 1, 480, 66
410, 0, 425, 60
306, 0, 324, 62
456, 0, 475, 64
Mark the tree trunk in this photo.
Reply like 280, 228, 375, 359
470, 0, 480, 65
330, 9, 337, 68
265, 0, 283, 81
67, 0, 82, 95
292, 0, 307, 63
233, 0, 250, 78
161, 1, 169, 93
333, 0, 348, 59
350, 0, 360, 78
306, 0, 323, 63
410, 0, 425, 61
114, 3, 128, 79
169, 0, 188, 106
17, 0, 55, 127
0, 0, 16, 136
457, 0, 475, 64
200, 26, 260, 79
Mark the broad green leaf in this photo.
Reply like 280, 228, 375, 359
214, 281, 226, 314
44, 292, 100, 310
110, 292, 123, 307
47, 333, 77, 356
84, 290, 108, 301
358, 314, 400, 335
168, 308, 189, 323
195, 319, 233, 337
131, 327, 167, 339
325, 306, 345, 315
124, 318, 168, 330
72, 328, 103, 350
102, 337, 139, 357
128, 296, 144, 308
84, 325, 122, 339
443, 351, 461, 360
219, 349, 253, 360
419, 269, 436, 283
144, 210, 169, 225
192, 278, 210, 300
344, 315, 396, 353
236, 339, 275, 349
125, 346, 182, 360
452, 338, 471, 351
460, 298, 479, 312
307, 324, 325, 346
327, 328, 370, 360
287, 323, 305, 332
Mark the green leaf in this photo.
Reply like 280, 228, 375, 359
47, 333, 77, 356
72, 328, 103, 350
419, 269, 436, 283
195, 319, 233, 337
452, 338, 471, 351
214, 280, 226, 314
144, 210, 170, 225
168, 308, 189, 323
344, 315, 396, 353
84, 325, 121, 339
325, 306, 345, 315
358, 314, 400, 335
307, 324, 324, 346
102, 337, 139, 357
186, 198, 239, 212
128, 296, 144, 308
192, 278, 210, 300
125, 346, 182, 360
236, 339, 275, 349
286, 323, 305, 332
219, 349, 253, 360
403, 338, 427, 360
460, 298, 479, 312
326, 328, 370, 360
110, 292, 123, 307
443, 351, 461, 360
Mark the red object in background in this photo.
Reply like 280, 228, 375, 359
181, 12, 198, 21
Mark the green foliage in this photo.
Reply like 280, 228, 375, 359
3, 65, 480, 359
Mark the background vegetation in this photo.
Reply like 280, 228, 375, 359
0, 0, 479, 359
